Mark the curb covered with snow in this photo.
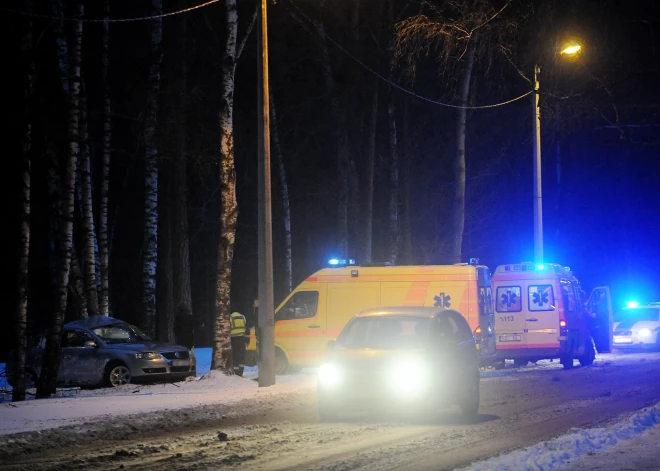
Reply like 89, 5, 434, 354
459, 403, 660, 471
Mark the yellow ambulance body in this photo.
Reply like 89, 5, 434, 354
247, 263, 496, 373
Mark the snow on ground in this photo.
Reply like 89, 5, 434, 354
459, 403, 660, 471
0, 348, 316, 435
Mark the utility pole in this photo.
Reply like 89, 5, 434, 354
532, 63, 544, 264
257, 0, 275, 387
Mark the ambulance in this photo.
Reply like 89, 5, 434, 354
491, 262, 613, 369
246, 260, 497, 373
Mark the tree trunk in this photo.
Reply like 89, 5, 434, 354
212, 0, 239, 372
449, 38, 477, 264
37, 2, 83, 399
269, 89, 293, 293
172, 0, 193, 343
363, 80, 378, 264
98, 0, 111, 317
401, 100, 413, 264
157, 160, 175, 342
68, 242, 88, 319
314, 15, 350, 260
79, 91, 99, 316
13, 0, 34, 402
387, 102, 400, 265
142, 0, 163, 339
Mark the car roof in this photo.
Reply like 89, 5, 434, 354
65, 315, 126, 330
355, 306, 445, 319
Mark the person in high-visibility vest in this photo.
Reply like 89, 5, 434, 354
230, 311, 250, 376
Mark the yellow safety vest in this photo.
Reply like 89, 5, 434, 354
230, 312, 247, 337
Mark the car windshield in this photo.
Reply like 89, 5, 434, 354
614, 308, 660, 323
336, 316, 429, 350
92, 323, 151, 344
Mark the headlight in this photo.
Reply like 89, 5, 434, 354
388, 360, 429, 397
318, 363, 342, 386
637, 328, 653, 338
135, 352, 160, 360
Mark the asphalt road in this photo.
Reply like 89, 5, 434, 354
3, 352, 660, 471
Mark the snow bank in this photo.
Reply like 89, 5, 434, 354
0, 348, 317, 435
459, 403, 660, 471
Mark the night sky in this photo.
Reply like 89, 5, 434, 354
2, 0, 660, 360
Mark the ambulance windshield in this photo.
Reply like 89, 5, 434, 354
336, 317, 429, 350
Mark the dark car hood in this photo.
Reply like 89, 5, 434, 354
102, 343, 189, 353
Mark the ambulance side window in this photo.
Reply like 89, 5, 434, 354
496, 286, 522, 312
528, 285, 555, 311
276, 291, 319, 321
561, 281, 576, 313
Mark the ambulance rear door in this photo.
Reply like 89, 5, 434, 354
494, 282, 527, 349
525, 280, 560, 349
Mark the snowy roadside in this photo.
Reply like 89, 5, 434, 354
0, 348, 317, 436
459, 403, 660, 471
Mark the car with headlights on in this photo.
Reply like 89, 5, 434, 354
7, 315, 196, 388
316, 307, 480, 422
613, 302, 660, 350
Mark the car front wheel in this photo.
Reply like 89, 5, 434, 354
106, 363, 131, 387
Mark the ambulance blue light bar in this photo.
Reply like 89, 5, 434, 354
537, 264, 545, 270
328, 258, 356, 266
626, 301, 639, 308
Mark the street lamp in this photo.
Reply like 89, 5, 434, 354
531, 41, 581, 264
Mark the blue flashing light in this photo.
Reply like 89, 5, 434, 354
328, 258, 340, 266
626, 301, 639, 308
537, 264, 545, 270
348, 259, 356, 265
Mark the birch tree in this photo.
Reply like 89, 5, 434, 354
13, 0, 34, 402
142, 0, 163, 338
37, 2, 83, 398
395, 0, 515, 263
99, 0, 111, 317
212, 0, 256, 370
79, 90, 99, 316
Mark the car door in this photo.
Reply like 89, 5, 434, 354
60, 329, 106, 386
586, 286, 613, 353
274, 288, 326, 365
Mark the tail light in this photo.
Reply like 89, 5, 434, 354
474, 327, 482, 349
559, 319, 567, 337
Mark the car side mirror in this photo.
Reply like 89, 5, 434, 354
327, 340, 336, 350
84, 340, 97, 348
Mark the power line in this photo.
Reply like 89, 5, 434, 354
1, 0, 219, 23
286, 0, 532, 110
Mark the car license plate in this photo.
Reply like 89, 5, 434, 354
172, 359, 190, 367
613, 336, 632, 344
499, 334, 521, 342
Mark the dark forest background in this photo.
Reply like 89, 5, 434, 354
2, 0, 660, 363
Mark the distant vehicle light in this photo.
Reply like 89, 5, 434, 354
626, 301, 639, 308
637, 328, 653, 338
537, 264, 545, 270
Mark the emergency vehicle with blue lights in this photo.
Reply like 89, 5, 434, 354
491, 262, 613, 369
613, 301, 660, 349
